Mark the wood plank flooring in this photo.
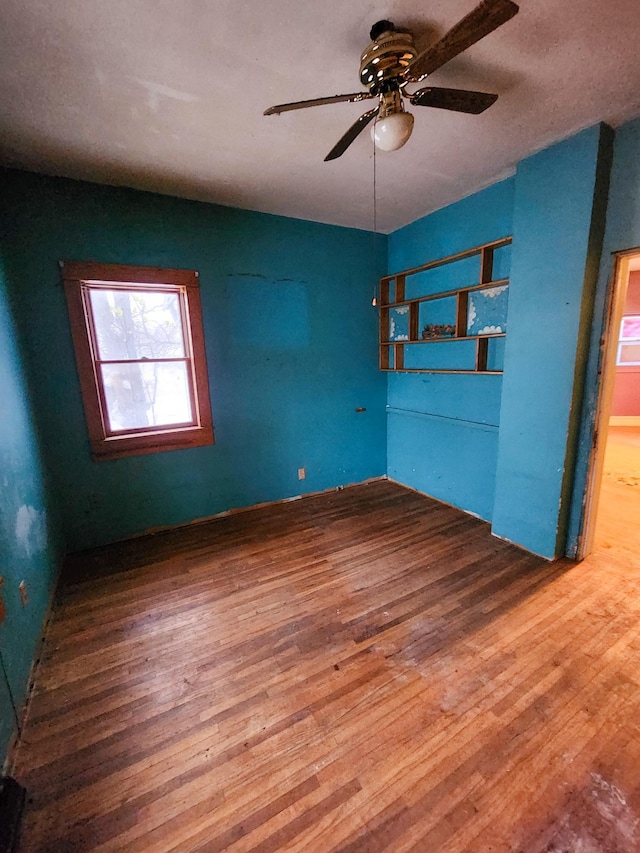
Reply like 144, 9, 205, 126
595, 425, 640, 560
10, 479, 640, 852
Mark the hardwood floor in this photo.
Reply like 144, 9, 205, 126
10, 479, 640, 852
594, 425, 640, 560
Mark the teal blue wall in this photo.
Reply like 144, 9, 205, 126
386, 179, 514, 521
386, 125, 614, 558
1, 169, 387, 553
0, 247, 62, 768
568, 117, 640, 553
493, 124, 612, 558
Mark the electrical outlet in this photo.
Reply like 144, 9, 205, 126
297, 467, 306, 480
18, 580, 28, 607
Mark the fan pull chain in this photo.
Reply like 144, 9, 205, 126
373, 128, 377, 234
371, 129, 379, 307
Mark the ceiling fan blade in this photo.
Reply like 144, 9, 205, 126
410, 86, 498, 114
404, 0, 519, 83
264, 92, 374, 115
324, 107, 379, 162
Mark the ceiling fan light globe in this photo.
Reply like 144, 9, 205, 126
370, 112, 414, 151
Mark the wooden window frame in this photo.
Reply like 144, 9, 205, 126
61, 261, 214, 460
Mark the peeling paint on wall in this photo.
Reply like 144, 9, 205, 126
15, 505, 46, 558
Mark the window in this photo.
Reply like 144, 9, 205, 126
61, 261, 214, 460
616, 314, 640, 367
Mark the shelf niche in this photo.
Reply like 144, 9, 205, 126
379, 236, 512, 374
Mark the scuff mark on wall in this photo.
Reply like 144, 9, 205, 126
226, 273, 303, 283
15, 505, 47, 558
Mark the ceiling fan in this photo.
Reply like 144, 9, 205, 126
264, 0, 519, 161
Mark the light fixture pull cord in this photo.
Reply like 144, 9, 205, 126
373, 130, 377, 234
371, 128, 380, 307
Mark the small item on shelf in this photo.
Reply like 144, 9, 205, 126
421, 323, 456, 340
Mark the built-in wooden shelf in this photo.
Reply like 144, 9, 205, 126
379, 237, 512, 374
380, 333, 507, 345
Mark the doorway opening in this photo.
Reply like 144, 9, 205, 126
580, 250, 640, 560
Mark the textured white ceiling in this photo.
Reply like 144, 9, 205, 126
1, 0, 639, 233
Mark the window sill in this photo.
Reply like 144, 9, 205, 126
90, 424, 214, 461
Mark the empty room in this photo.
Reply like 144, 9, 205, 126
1, 1, 640, 850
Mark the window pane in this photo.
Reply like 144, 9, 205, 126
620, 315, 640, 340
89, 289, 186, 360
101, 361, 193, 432
617, 343, 640, 365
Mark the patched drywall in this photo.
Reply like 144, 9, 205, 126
15, 505, 47, 559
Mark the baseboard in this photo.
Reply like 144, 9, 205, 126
144, 476, 389, 536
609, 416, 640, 426
71, 476, 389, 554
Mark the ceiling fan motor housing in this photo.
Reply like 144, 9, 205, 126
359, 25, 417, 94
